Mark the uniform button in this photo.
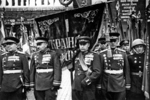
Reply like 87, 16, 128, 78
109, 64, 111, 66
139, 61, 141, 63
13, 68, 15, 70
139, 66, 141, 68
134, 61, 137, 63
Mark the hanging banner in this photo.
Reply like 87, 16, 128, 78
35, 3, 105, 62
118, 0, 145, 22
147, 3, 150, 22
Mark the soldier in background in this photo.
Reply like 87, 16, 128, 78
95, 37, 107, 100
30, 37, 62, 100
0, 37, 30, 100
120, 40, 130, 54
94, 37, 107, 53
68, 36, 101, 100
127, 39, 146, 100
99, 32, 131, 100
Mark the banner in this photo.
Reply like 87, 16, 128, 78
73, 0, 91, 8
147, 3, 150, 22
118, 0, 145, 22
35, 3, 105, 62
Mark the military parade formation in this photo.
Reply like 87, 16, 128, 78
0, 31, 149, 100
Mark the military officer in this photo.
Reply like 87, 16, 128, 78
99, 32, 131, 100
94, 37, 107, 53
120, 40, 130, 54
30, 37, 62, 100
95, 37, 107, 100
68, 36, 101, 100
0, 37, 30, 100
127, 39, 146, 100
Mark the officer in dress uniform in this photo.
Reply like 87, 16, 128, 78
68, 36, 101, 100
127, 39, 146, 100
30, 37, 62, 100
99, 32, 131, 100
0, 37, 30, 100
95, 37, 107, 100
0, 41, 7, 99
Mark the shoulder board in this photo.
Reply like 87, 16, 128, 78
100, 49, 108, 53
1, 52, 8, 55
16, 51, 25, 54
117, 48, 126, 52
33, 51, 40, 54
130, 52, 134, 55
91, 51, 98, 54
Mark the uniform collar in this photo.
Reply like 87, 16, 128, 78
40, 48, 50, 54
8, 50, 17, 55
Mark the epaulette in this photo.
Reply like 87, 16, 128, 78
100, 49, 108, 53
130, 52, 134, 55
1, 52, 8, 55
33, 50, 40, 54
90, 50, 96, 54
91, 51, 99, 54
16, 50, 25, 54
117, 48, 126, 52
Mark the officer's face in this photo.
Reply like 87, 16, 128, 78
100, 42, 107, 50
37, 42, 48, 51
5, 42, 17, 52
134, 45, 145, 54
79, 42, 90, 52
122, 44, 130, 51
110, 39, 118, 48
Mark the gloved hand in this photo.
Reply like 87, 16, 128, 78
51, 86, 60, 91
81, 77, 91, 87
25, 86, 31, 92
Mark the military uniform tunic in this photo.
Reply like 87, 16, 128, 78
0, 51, 30, 92
30, 49, 61, 91
99, 48, 130, 92
71, 51, 101, 100
127, 53, 145, 100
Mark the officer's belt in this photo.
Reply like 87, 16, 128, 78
104, 69, 123, 74
36, 69, 53, 73
132, 72, 143, 76
3, 70, 23, 74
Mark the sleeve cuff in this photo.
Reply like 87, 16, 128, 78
30, 82, 35, 87
96, 84, 101, 89
126, 84, 131, 89
84, 77, 92, 85
53, 80, 61, 86
24, 83, 30, 87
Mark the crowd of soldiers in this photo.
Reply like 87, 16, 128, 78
0, 31, 148, 100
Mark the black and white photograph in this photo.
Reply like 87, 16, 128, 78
0, 0, 149, 100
